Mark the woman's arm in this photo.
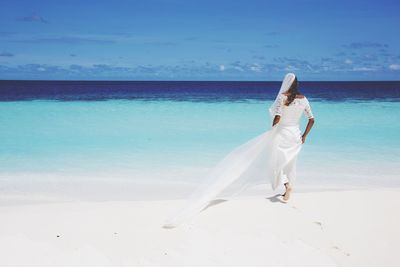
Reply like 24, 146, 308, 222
271, 94, 284, 127
301, 118, 314, 144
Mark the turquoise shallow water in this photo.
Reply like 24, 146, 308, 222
0, 99, 399, 200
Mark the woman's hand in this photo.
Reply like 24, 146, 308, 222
301, 118, 314, 144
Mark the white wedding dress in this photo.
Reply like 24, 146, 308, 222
163, 73, 314, 228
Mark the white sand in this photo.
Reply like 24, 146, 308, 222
0, 189, 399, 267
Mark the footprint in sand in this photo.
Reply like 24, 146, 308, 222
313, 221, 323, 230
331, 245, 351, 256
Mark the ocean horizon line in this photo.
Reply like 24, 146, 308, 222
1, 79, 400, 83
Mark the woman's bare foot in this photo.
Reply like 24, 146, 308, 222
282, 183, 292, 202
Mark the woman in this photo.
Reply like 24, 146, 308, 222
163, 73, 314, 228
270, 74, 315, 201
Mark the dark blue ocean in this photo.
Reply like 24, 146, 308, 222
1, 80, 399, 101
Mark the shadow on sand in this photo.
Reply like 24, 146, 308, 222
202, 194, 287, 213
265, 194, 287, 204
163, 195, 287, 229
202, 193, 288, 213
201, 199, 228, 212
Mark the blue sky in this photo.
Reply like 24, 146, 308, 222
0, 0, 399, 80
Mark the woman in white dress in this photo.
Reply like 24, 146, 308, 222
163, 73, 315, 228
270, 74, 315, 201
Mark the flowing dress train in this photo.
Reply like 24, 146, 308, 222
163, 93, 314, 228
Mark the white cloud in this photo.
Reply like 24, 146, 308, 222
219, 64, 225, 71
352, 67, 377, 72
233, 66, 244, 72
250, 63, 262, 72
285, 65, 298, 71
389, 64, 400, 70
344, 59, 352, 64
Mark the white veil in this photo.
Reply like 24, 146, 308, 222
163, 73, 296, 229
269, 73, 296, 117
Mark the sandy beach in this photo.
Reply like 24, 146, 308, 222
1, 188, 399, 267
